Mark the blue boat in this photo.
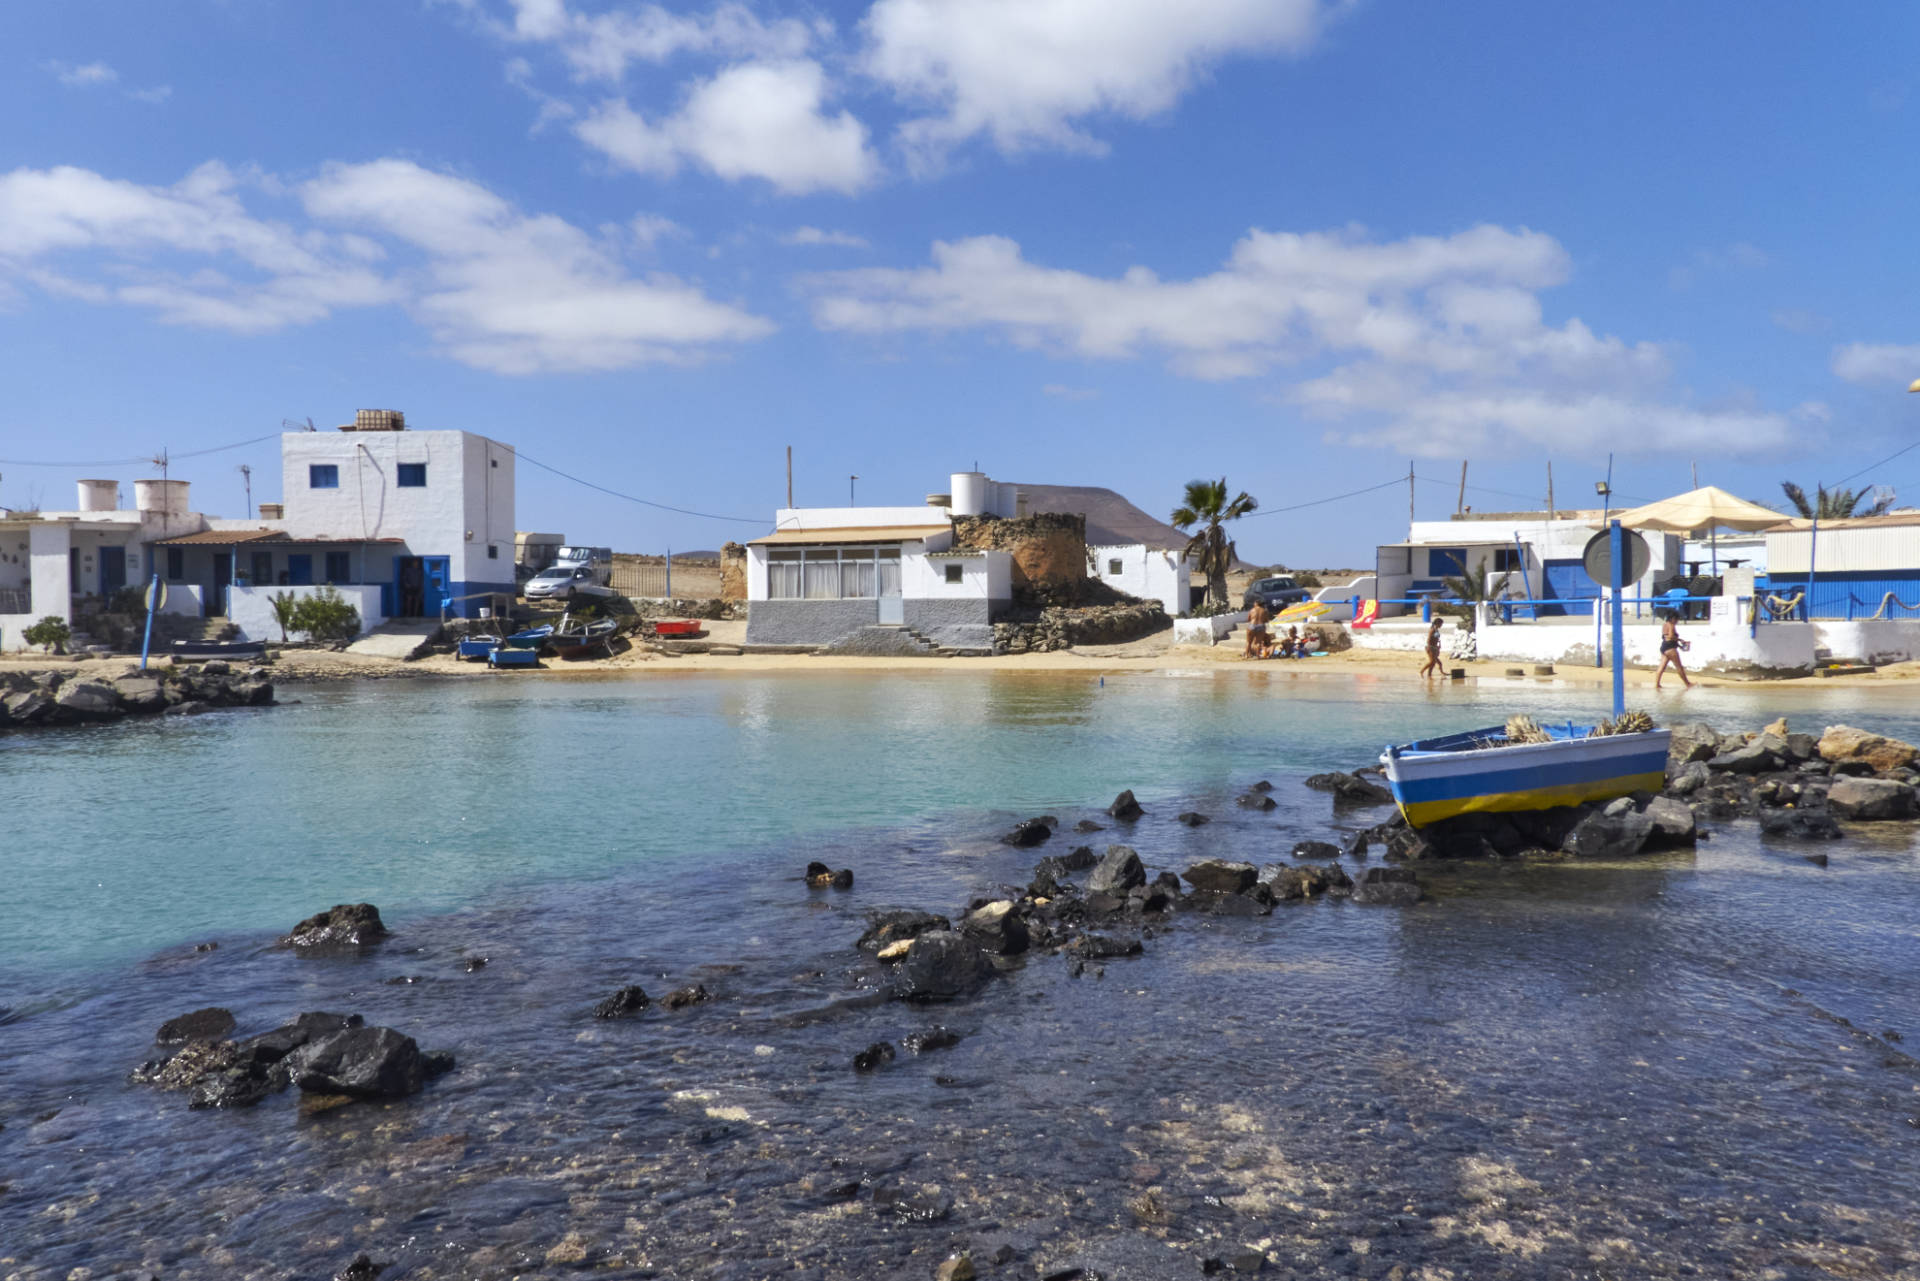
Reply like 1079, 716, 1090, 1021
487, 645, 539, 669
503, 624, 553, 652
457, 634, 503, 661
1381, 724, 1671, 828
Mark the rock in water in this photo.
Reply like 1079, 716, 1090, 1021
1058, 845, 1098, 870
283, 903, 387, 951
831, 867, 853, 889
1666, 722, 1724, 767
1181, 859, 1256, 893
1350, 866, 1422, 906
1087, 845, 1146, 895
903, 1026, 961, 1054
805, 860, 833, 886
1303, 771, 1395, 805
857, 909, 951, 953
1819, 724, 1920, 773
1067, 932, 1143, 959
852, 1041, 896, 1072
1666, 760, 1712, 796
1828, 776, 1919, 821
1236, 792, 1278, 811
1000, 818, 1053, 847
1562, 807, 1654, 859
1176, 811, 1210, 826
53, 680, 124, 722
593, 986, 650, 1019
662, 984, 710, 1009
1073, 819, 1105, 833
894, 931, 994, 1001
960, 900, 1030, 955
1640, 796, 1698, 847
1107, 790, 1145, 821
335, 1254, 386, 1281
291, 1026, 429, 1099
935, 1254, 976, 1281
155, 1007, 236, 1045
1709, 736, 1787, 774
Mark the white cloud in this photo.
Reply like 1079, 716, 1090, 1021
0, 159, 771, 372
575, 60, 877, 194
807, 225, 1796, 456
781, 226, 869, 248
629, 213, 683, 247
863, 0, 1338, 165
500, 0, 820, 81
1832, 342, 1920, 387
48, 60, 118, 87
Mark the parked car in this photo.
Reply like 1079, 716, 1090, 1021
524, 564, 613, 602
1242, 575, 1311, 610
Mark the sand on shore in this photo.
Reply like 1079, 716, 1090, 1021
9, 617, 1920, 692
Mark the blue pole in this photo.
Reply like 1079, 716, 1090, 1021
1609, 519, 1626, 720
139, 572, 160, 672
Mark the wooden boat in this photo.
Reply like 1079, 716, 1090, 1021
1381, 723, 1671, 828
553, 617, 618, 659
503, 624, 553, 652
457, 634, 503, 661
487, 645, 539, 669
652, 619, 704, 637
171, 639, 266, 659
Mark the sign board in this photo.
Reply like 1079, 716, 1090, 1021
144, 579, 169, 612
1582, 528, 1651, 587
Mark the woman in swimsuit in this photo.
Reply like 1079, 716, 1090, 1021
1656, 610, 1693, 690
1419, 616, 1444, 678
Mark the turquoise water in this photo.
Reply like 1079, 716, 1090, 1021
8, 668, 1920, 993
8, 669, 1920, 1277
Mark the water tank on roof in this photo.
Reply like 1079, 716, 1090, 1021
76, 479, 119, 512
135, 479, 190, 518
950, 471, 990, 517
343, 408, 406, 432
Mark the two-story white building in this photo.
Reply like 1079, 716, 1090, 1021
1373, 509, 1680, 617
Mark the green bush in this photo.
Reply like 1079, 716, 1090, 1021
23, 615, 71, 654
108, 586, 147, 615
1293, 571, 1323, 589
269, 591, 300, 642
291, 586, 360, 642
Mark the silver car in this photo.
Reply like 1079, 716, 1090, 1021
523, 564, 608, 601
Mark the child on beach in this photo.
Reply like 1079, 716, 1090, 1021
1419, 616, 1444, 678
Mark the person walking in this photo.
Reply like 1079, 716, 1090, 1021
1244, 601, 1271, 658
1419, 616, 1444, 678
1655, 610, 1693, 690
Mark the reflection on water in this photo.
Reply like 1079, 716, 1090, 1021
3, 671, 1920, 1277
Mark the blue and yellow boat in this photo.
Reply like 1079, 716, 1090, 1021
1381, 723, 1670, 828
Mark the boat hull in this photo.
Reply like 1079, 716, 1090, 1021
1382, 727, 1671, 828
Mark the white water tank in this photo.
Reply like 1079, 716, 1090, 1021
135, 479, 190, 518
950, 471, 990, 517
76, 479, 119, 512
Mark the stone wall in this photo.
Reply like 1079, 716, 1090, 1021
903, 598, 994, 654
745, 598, 878, 646
719, 542, 746, 602
952, 512, 1092, 605
993, 602, 1169, 654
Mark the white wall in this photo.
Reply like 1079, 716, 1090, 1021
1090, 544, 1190, 615
29, 524, 71, 624
1173, 609, 1248, 646
1312, 575, 1377, 621
904, 550, 1010, 601
228, 583, 386, 643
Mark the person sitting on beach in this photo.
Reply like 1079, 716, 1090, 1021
1656, 610, 1694, 690
1284, 625, 1303, 658
1244, 602, 1271, 658
1419, 616, 1444, 678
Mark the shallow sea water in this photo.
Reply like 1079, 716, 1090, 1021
4, 669, 1920, 1279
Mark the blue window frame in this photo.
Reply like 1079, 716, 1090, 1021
325, 551, 351, 582
309, 464, 339, 489
397, 463, 426, 488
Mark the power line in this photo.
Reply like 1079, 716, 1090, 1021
1243, 476, 1408, 517
0, 430, 281, 468
1831, 439, 1920, 489
513, 448, 766, 525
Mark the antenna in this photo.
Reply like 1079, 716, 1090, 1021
150, 448, 170, 534
281, 416, 318, 433
239, 464, 253, 519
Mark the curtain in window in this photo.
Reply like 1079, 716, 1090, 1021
768, 561, 799, 598
841, 556, 875, 598
876, 556, 902, 597
803, 558, 839, 599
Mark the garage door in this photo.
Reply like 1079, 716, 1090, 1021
1540, 560, 1598, 617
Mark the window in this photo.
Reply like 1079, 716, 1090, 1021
945, 563, 964, 584
309, 464, 339, 489
803, 557, 839, 599
840, 549, 875, 599
251, 551, 273, 584
487, 544, 499, 560
1108, 558, 1123, 576
166, 547, 184, 580
325, 551, 351, 583
767, 546, 898, 599
1493, 548, 1522, 572
768, 550, 802, 599
397, 463, 426, 488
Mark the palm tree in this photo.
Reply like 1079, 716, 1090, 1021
1780, 481, 1895, 521
1441, 564, 1512, 604
1170, 478, 1258, 609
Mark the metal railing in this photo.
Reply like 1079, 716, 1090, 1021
0, 587, 28, 614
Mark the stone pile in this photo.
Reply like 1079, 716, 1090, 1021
992, 601, 1168, 654
0, 661, 272, 731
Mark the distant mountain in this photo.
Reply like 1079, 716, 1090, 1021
1013, 483, 1192, 552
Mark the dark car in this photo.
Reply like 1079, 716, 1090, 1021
1241, 575, 1311, 610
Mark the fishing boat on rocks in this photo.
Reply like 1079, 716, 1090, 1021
1383, 713, 1670, 828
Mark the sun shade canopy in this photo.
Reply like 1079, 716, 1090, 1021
1610, 486, 1787, 534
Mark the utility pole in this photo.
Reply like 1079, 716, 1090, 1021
240, 464, 253, 519
1691, 460, 1699, 489
850, 474, 859, 505
1546, 461, 1555, 523
1456, 461, 1468, 516
786, 446, 793, 508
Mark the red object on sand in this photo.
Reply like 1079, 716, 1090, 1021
653, 620, 704, 637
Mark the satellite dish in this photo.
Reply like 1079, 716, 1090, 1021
1583, 528, 1651, 587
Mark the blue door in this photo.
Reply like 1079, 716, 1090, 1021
99, 547, 127, 599
424, 556, 450, 615
1540, 559, 1598, 617
287, 554, 314, 586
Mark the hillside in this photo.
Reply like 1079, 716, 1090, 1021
1013, 483, 1194, 551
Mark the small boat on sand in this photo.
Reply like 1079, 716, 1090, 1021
553, 617, 619, 660
1382, 721, 1670, 828
503, 624, 553, 653
457, 634, 503, 661
652, 619, 704, 638
488, 645, 539, 669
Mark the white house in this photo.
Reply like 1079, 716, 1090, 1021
1373, 508, 1681, 618
1089, 542, 1194, 616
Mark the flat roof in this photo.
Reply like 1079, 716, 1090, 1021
153, 530, 404, 546
752, 524, 950, 546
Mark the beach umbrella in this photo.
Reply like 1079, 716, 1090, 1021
1611, 485, 1787, 574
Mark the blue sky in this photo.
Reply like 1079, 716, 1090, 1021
2, 0, 1916, 564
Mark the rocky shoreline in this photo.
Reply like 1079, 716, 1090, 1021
0, 659, 274, 730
